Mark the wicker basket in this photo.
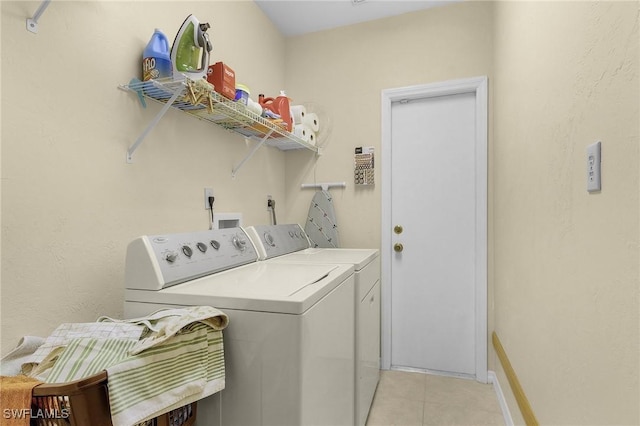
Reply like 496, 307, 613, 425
30, 371, 197, 426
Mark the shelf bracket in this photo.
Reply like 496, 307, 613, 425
127, 88, 183, 163
231, 129, 274, 178
127, 78, 147, 108
26, 0, 52, 34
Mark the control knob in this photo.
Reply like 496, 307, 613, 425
165, 251, 178, 263
196, 242, 207, 253
182, 245, 193, 258
210, 240, 220, 250
264, 232, 276, 247
232, 235, 247, 251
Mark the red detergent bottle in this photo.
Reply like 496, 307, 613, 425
259, 91, 293, 132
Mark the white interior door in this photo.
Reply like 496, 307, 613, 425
381, 77, 487, 382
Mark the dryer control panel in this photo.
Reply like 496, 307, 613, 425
245, 224, 311, 260
125, 227, 258, 290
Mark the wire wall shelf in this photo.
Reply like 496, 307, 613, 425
119, 77, 318, 175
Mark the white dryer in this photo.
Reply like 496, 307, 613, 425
245, 224, 380, 426
124, 227, 355, 426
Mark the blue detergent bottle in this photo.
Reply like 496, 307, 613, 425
142, 29, 172, 81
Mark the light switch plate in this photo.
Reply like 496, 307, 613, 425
587, 141, 601, 192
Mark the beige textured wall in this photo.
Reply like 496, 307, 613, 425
282, 1, 494, 250
1, 1, 287, 354
2, 2, 639, 423
493, 1, 639, 424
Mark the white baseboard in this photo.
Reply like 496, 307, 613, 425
488, 370, 514, 426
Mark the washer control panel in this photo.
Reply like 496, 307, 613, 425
245, 224, 311, 260
125, 227, 257, 290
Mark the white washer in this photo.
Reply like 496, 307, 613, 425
245, 224, 380, 426
124, 227, 355, 426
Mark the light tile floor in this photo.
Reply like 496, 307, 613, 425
366, 370, 505, 426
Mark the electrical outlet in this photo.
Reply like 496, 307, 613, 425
204, 188, 214, 209
587, 141, 601, 192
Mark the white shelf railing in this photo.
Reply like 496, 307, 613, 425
119, 77, 318, 175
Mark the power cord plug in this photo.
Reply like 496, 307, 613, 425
267, 198, 277, 225
208, 196, 215, 229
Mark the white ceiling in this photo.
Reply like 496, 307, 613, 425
254, 0, 458, 37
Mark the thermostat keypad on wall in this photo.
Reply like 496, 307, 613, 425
355, 146, 374, 186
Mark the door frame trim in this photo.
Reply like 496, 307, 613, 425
380, 76, 488, 383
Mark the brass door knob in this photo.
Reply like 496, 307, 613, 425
394, 225, 403, 234
393, 243, 404, 253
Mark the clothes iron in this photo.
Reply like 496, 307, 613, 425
171, 14, 212, 80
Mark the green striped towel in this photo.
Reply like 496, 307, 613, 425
98, 306, 229, 354
45, 338, 137, 384
23, 322, 144, 378
106, 323, 225, 426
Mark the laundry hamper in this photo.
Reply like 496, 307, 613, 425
30, 371, 196, 426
